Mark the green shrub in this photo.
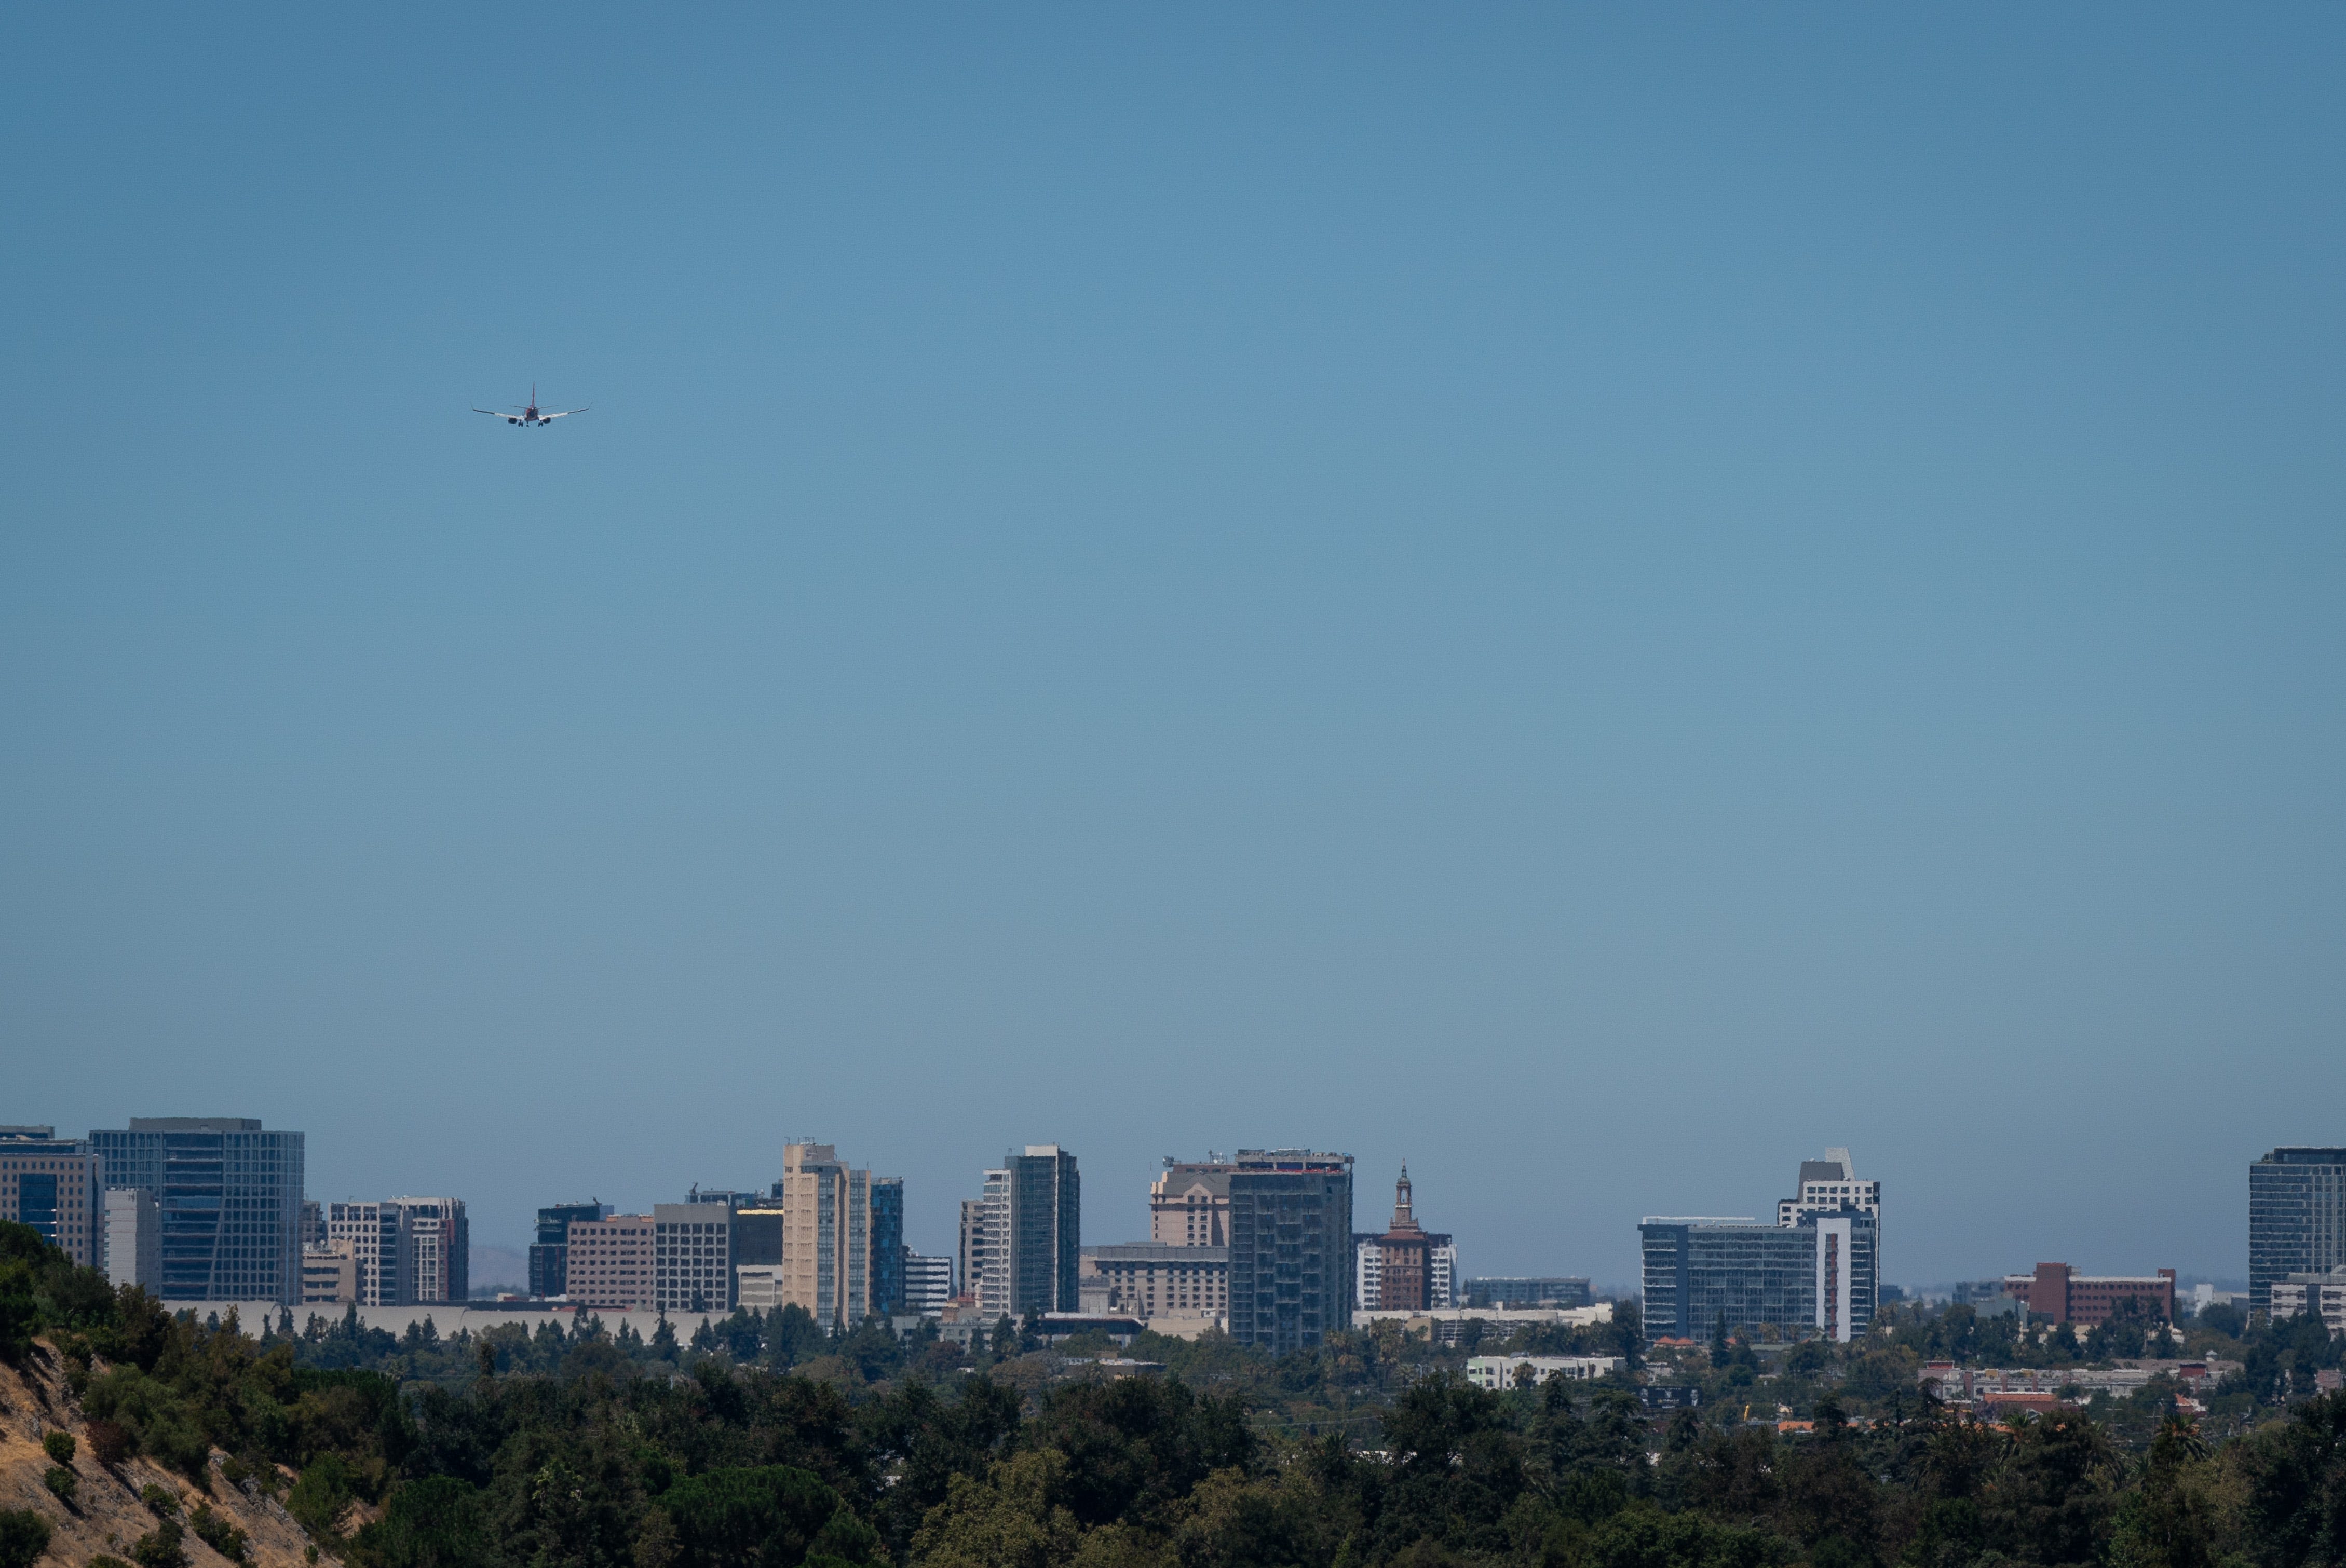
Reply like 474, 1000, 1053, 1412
93, 1556, 135, 1568
130, 1519, 190, 1568
659, 1465, 861, 1568
192, 1503, 252, 1565
288, 1453, 356, 1542
0, 1510, 55, 1568
350, 1477, 489, 1568
43, 1464, 76, 1504
142, 1483, 181, 1516
43, 1429, 76, 1464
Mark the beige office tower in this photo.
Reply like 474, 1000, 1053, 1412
776, 1143, 872, 1331
0, 1127, 102, 1270
1150, 1156, 1232, 1246
301, 1239, 358, 1305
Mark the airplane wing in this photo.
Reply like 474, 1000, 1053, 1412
473, 407, 521, 419
539, 407, 590, 419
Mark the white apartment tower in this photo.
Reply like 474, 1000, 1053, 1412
328, 1202, 407, 1306
1778, 1147, 1880, 1340
106, 1187, 161, 1292
395, 1197, 468, 1304
327, 1197, 468, 1305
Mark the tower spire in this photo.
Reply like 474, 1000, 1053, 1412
1392, 1163, 1418, 1230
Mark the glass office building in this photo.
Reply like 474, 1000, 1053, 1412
1640, 1209, 1878, 1344
1227, 1149, 1352, 1354
871, 1176, 905, 1318
89, 1119, 304, 1304
2250, 1148, 2346, 1320
529, 1201, 612, 1298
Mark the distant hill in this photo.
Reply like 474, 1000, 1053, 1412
469, 1244, 527, 1295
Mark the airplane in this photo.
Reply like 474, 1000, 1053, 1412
473, 384, 588, 427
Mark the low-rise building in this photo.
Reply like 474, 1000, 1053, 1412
1358, 1302, 1615, 1346
937, 1299, 999, 1350
2001, 1263, 2175, 1326
302, 1239, 358, 1305
568, 1213, 657, 1310
734, 1264, 788, 1311
1467, 1277, 1593, 1310
1464, 1354, 1626, 1390
1919, 1360, 2223, 1406
2268, 1267, 2346, 1337
1082, 1243, 1228, 1332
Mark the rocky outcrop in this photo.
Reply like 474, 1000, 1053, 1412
0, 1343, 321, 1568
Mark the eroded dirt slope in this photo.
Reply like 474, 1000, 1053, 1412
0, 1343, 320, 1568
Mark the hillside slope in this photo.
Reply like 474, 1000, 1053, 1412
0, 1344, 319, 1568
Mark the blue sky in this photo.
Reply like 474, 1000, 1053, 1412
4, 6, 2341, 1289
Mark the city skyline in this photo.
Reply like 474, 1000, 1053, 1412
0, 1114, 2280, 1300
7, 9, 2343, 1299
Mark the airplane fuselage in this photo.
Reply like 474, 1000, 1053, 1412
475, 386, 585, 427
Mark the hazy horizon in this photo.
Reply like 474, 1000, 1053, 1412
6, 7, 2343, 1291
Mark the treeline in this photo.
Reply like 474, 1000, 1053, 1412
11, 1221, 2346, 1568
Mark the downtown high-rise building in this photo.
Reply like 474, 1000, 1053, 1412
324, 1196, 468, 1306
654, 1202, 733, 1313
530, 1201, 611, 1298
2250, 1147, 2346, 1320
106, 1186, 161, 1292
974, 1146, 1080, 1321
1354, 1164, 1456, 1311
872, 1176, 905, 1318
1777, 1148, 1882, 1280
0, 1126, 103, 1271
1151, 1156, 1232, 1246
1640, 1210, 1878, 1344
89, 1119, 304, 1303
328, 1201, 406, 1306
904, 1251, 953, 1316
1640, 1148, 1881, 1345
1226, 1149, 1352, 1353
395, 1197, 468, 1304
774, 1142, 874, 1330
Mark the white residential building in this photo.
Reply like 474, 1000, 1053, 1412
328, 1201, 408, 1306
2270, 1268, 2346, 1338
329, 1197, 467, 1305
1465, 1354, 1626, 1391
975, 1166, 1012, 1319
105, 1187, 160, 1292
1354, 1237, 1382, 1312
905, 1251, 953, 1317
394, 1197, 468, 1304
1430, 1240, 1458, 1309
1777, 1148, 1881, 1242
